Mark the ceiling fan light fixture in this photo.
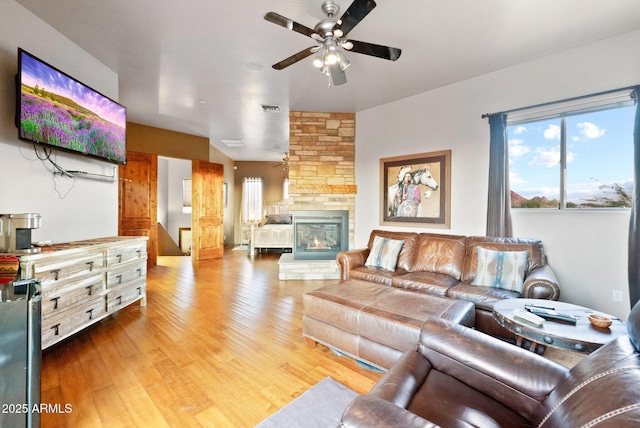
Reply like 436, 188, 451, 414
313, 47, 325, 68
336, 50, 350, 70
265, 0, 400, 88
325, 51, 338, 65
341, 40, 353, 50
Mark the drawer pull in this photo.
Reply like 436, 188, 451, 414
137, 286, 142, 295
116, 296, 122, 305
86, 261, 94, 271
51, 296, 60, 310
116, 274, 123, 284
116, 254, 122, 263
86, 308, 94, 320
136, 250, 142, 258
85, 284, 93, 296
51, 269, 60, 281
51, 324, 60, 336
137, 268, 142, 277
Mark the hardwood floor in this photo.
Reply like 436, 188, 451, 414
40, 250, 382, 427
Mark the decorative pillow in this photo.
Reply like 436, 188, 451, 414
471, 247, 529, 293
365, 236, 405, 271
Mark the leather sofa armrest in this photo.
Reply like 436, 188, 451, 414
418, 317, 567, 419
522, 264, 560, 300
341, 395, 438, 428
336, 249, 369, 281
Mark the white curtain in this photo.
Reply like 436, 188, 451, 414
242, 177, 263, 222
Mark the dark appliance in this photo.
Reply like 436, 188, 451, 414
0, 279, 42, 428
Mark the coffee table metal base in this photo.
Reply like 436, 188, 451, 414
493, 299, 626, 354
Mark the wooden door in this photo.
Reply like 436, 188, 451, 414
192, 160, 224, 260
119, 151, 158, 267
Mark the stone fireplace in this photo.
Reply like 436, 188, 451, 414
288, 112, 356, 248
277, 112, 356, 279
292, 210, 348, 260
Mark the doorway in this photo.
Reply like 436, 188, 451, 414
157, 157, 192, 256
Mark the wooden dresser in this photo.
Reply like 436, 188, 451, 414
17, 236, 148, 349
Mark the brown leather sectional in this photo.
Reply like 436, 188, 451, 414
341, 301, 640, 427
302, 230, 560, 369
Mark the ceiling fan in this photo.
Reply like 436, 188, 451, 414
264, 0, 401, 86
272, 152, 290, 171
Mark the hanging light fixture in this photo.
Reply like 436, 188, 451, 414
265, 0, 402, 88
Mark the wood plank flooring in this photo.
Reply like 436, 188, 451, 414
40, 250, 383, 427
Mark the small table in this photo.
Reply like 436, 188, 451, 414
493, 299, 627, 354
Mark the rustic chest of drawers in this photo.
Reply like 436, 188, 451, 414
18, 236, 148, 349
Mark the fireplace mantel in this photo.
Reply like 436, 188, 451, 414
288, 184, 357, 194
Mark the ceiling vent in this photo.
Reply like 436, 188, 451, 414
221, 139, 246, 147
261, 104, 281, 113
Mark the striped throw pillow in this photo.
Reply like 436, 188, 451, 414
471, 247, 529, 293
365, 236, 405, 271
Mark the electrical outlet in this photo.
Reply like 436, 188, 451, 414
612, 290, 623, 302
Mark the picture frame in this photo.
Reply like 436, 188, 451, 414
380, 150, 451, 228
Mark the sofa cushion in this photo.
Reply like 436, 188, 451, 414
409, 233, 466, 280
303, 279, 475, 370
392, 272, 461, 297
368, 230, 418, 272
461, 237, 545, 283
447, 283, 521, 311
365, 235, 405, 271
471, 247, 529, 293
350, 266, 408, 286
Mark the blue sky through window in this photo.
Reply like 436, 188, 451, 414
508, 105, 635, 207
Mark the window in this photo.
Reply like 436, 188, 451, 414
182, 179, 192, 214
242, 177, 263, 222
283, 178, 290, 200
508, 89, 636, 209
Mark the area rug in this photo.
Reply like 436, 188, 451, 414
255, 377, 359, 428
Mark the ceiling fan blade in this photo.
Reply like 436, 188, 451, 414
334, 0, 376, 37
272, 47, 316, 70
347, 40, 401, 61
328, 63, 347, 86
264, 12, 316, 38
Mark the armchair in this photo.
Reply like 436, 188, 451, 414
341, 302, 640, 427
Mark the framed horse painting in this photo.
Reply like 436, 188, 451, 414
380, 150, 451, 228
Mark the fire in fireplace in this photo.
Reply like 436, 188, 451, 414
292, 210, 348, 260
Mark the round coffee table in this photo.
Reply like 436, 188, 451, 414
493, 299, 627, 354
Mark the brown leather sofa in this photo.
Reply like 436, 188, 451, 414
340, 301, 640, 427
336, 230, 560, 340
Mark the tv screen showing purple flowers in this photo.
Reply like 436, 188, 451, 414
18, 49, 126, 165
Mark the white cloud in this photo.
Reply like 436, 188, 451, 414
529, 146, 560, 168
509, 170, 527, 186
544, 124, 561, 140
509, 139, 530, 157
513, 125, 527, 135
575, 121, 606, 141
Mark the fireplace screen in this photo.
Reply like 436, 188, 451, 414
292, 210, 348, 260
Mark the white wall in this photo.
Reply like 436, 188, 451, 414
166, 158, 192, 244
356, 29, 640, 320
0, 1, 120, 243
157, 158, 169, 228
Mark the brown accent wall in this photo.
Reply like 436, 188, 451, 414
126, 122, 209, 161
288, 112, 356, 248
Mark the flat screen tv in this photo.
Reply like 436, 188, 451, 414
17, 48, 126, 165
